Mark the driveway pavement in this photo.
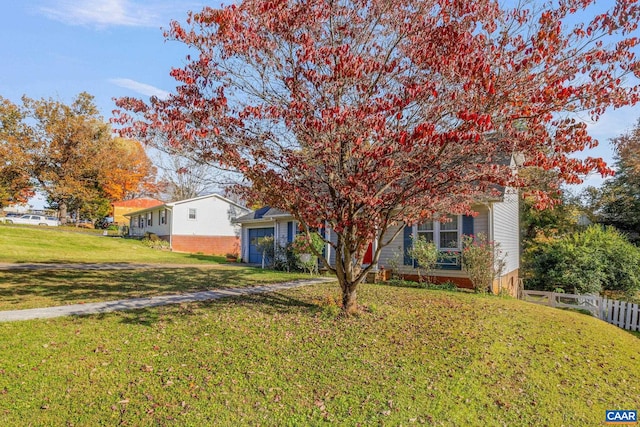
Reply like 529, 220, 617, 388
0, 276, 335, 322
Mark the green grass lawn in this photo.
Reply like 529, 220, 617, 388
0, 267, 315, 310
0, 224, 225, 264
0, 283, 638, 426
0, 222, 637, 425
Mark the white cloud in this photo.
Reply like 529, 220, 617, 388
110, 78, 170, 99
38, 0, 201, 28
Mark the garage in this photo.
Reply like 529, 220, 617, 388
247, 227, 275, 263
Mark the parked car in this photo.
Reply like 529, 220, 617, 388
3, 214, 60, 226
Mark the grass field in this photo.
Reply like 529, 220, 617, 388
0, 267, 315, 310
0, 225, 315, 310
0, 224, 638, 425
0, 284, 638, 426
0, 224, 225, 264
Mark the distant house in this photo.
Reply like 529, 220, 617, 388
125, 194, 250, 256
235, 192, 520, 296
111, 198, 164, 225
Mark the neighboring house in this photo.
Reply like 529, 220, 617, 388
235, 191, 520, 296
111, 198, 164, 225
125, 194, 250, 256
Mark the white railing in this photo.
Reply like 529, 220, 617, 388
521, 290, 640, 332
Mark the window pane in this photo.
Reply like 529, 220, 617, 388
188, 209, 196, 220
440, 231, 458, 249
418, 220, 434, 231
417, 231, 434, 243
440, 215, 458, 231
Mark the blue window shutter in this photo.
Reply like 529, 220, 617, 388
462, 215, 474, 236
287, 221, 293, 243
403, 225, 414, 266
319, 226, 326, 257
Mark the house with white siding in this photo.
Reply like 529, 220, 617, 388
125, 194, 250, 256
235, 190, 520, 296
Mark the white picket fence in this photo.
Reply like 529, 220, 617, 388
521, 290, 640, 332
602, 297, 640, 332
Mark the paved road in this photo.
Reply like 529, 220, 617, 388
0, 277, 335, 322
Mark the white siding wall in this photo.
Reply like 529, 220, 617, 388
491, 188, 520, 274
172, 197, 244, 237
378, 223, 407, 272
275, 219, 289, 246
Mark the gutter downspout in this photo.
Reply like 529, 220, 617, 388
487, 202, 502, 294
167, 207, 174, 251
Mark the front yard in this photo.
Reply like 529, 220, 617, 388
0, 267, 313, 311
0, 225, 638, 425
0, 283, 638, 425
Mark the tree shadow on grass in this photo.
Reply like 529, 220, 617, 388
0, 267, 310, 310
92, 291, 322, 327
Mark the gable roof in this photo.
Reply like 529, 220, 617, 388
124, 193, 249, 217
234, 207, 292, 223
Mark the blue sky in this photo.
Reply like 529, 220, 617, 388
1, 0, 639, 199
1, 1, 203, 118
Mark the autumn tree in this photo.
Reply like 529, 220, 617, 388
595, 118, 640, 239
115, 0, 640, 313
0, 98, 33, 208
102, 138, 159, 201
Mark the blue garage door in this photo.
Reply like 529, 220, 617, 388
248, 227, 275, 263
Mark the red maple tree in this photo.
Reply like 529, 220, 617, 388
115, 0, 640, 313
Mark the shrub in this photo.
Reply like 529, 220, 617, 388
141, 236, 170, 250
461, 233, 506, 293
291, 232, 325, 275
407, 235, 439, 282
386, 249, 403, 279
525, 225, 640, 296
272, 242, 299, 272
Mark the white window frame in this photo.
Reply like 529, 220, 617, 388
415, 215, 462, 251
147, 212, 152, 227
160, 209, 166, 225
188, 208, 197, 220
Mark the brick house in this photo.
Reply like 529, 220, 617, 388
125, 194, 250, 256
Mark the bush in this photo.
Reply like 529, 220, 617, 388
273, 242, 299, 272
141, 235, 170, 250
461, 233, 505, 293
407, 235, 439, 282
524, 225, 640, 296
291, 232, 325, 275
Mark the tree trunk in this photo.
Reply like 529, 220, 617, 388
341, 284, 358, 315
59, 203, 68, 224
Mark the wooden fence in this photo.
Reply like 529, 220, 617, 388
521, 290, 640, 332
